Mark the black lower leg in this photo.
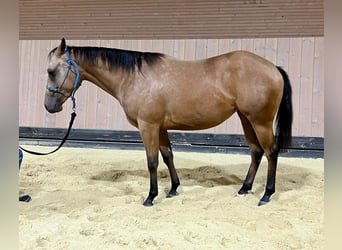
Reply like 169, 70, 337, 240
258, 146, 279, 206
143, 159, 159, 207
238, 149, 264, 196
161, 148, 180, 198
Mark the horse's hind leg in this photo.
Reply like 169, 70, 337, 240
250, 120, 279, 206
237, 111, 264, 196
159, 130, 180, 197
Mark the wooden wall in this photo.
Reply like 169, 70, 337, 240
19, 0, 323, 39
19, 37, 324, 137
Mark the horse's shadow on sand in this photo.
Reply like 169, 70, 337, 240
92, 165, 242, 187
90, 163, 309, 193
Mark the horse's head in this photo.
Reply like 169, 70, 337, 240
44, 38, 81, 113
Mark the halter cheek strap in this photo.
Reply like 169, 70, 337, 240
46, 48, 81, 110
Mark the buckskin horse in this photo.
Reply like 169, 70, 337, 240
44, 38, 292, 206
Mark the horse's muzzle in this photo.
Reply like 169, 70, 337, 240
44, 92, 65, 113
44, 101, 63, 113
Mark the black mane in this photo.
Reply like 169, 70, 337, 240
49, 46, 164, 72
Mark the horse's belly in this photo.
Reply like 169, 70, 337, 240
163, 106, 235, 130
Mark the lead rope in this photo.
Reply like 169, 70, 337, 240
19, 111, 76, 155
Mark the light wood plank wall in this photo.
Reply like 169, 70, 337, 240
19, 38, 324, 137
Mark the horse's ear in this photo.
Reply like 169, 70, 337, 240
56, 38, 67, 55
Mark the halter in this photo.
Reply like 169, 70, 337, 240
46, 47, 81, 110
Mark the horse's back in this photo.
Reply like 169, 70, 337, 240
211, 50, 280, 78
132, 50, 284, 130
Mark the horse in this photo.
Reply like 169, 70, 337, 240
44, 38, 292, 206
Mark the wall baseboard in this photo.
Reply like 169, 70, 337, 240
19, 127, 324, 158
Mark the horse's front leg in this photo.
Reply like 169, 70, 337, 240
138, 120, 160, 207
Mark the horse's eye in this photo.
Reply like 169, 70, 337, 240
47, 69, 56, 80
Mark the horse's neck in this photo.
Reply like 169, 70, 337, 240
79, 61, 133, 102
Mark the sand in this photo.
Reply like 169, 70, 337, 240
19, 146, 324, 249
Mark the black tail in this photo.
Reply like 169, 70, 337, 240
276, 66, 293, 150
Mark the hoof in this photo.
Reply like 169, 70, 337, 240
166, 191, 178, 198
258, 192, 272, 206
258, 197, 270, 206
19, 195, 31, 202
235, 192, 246, 198
143, 199, 154, 207
258, 200, 269, 206
236, 189, 252, 197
